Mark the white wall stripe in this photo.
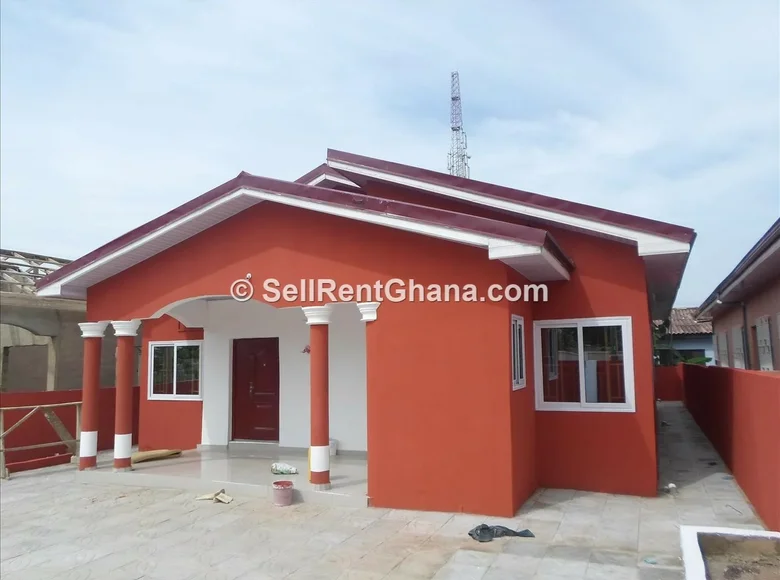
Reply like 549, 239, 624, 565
310, 445, 330, 473
79, 431, 98, 457
114, 433, 132, 459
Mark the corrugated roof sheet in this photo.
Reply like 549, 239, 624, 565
655, 307, 712, 335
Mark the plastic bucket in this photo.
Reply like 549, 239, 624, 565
329, 438, 338, 456
272, 480, 294, 506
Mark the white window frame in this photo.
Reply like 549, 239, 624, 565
511, 315, 526, 390
148, 340, 203, 401
533, 316, 635, 413
547, 331, 559, 380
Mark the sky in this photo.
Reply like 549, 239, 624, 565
1, 0, 778, 308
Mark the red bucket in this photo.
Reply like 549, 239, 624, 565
272, 480, 294, 506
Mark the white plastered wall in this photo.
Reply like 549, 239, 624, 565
166, 299, 367, 451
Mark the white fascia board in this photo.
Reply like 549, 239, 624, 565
698, 237, 780, 318
307, 173, 359, 188
327, 160, 690, 256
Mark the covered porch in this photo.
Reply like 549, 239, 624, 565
74, 296, 380, 504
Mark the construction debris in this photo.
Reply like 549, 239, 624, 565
195, 488, 233, 504
468, 524, 534, 542
131, 449, 182, 464
271, 462, 298, 475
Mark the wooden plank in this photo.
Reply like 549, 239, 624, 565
42, 409, 77, 454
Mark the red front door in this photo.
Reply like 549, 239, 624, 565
232, 338, 280, 441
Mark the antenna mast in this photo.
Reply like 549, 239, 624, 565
447, 71, 470, 178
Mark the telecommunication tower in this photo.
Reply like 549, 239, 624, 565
447, 71, 471, 178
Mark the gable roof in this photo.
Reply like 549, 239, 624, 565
322, 149, 696, 253
299, 149, 696, 320
696, 218, 780, 319
35, 172, 574, 299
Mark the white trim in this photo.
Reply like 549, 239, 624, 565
147, 340, 204, 401
79, 430, 98, 458
302, 305, 334, 325
327, 160, 691, 256
37, 186, 565, 298
112, 319, 142, 337
533, 317, 636, 412
113, 433, 132, 459
310, 445, 330, 472
37, 189, 249, 297
307, 173, 359, 189
356, 302, 380, 322
698, 237, 780, 318
79, 321, 109, 339
511, 315, 526, 390
680, 525, 780, 580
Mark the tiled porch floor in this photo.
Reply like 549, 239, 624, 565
78, 443, 369, 508
0, 402, 768, 579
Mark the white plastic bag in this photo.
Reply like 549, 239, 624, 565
271, 462, 298, 475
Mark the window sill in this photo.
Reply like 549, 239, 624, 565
512, 382, 526, 391
535, 402, 636, 413
148, 395, 203, 402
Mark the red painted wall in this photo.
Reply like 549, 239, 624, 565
138, 316, 203, 452
0, 386, 139, 473
532, 230, 657, 497
655, 365, 684, 401
683, 364, 780, 531
361, 181, 659, 498
86, 203, 519, 516
508, 271, 538, 512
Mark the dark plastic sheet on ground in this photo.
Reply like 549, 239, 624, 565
468, 524, 535, 542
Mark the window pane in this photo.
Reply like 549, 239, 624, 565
516, 324, 524, 380
152, 346, 174, 395
582, 325, 625, 403
176, 345, 200, 395
541, 327, 579, 402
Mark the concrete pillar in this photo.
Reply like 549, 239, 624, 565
78, 322, 109, 470
302, 305, 333, 490
111, 320, 141, 471
45, 335, 61, 391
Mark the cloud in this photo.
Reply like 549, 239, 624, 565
1, 0, 777, 306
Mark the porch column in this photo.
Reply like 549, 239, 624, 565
111, 320, 141, 471
302, 305, 333, 490
77, 322, 109, 470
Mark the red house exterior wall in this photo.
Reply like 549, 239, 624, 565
137, 316, 204, 452
361, 182, 659, 497
83, 183, 659, 514
86, 202, 520, 516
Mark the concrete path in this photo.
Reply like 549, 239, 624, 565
0, 403, 765, 579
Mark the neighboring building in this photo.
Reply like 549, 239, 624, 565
655, 307, 714, 365
35, 149, 696, 517
697, 218, 780, 371
0, 249, 121, 392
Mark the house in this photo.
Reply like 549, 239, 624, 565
654, 307, 714, 366
696, 218, 780, 371
35, 149, 696, 517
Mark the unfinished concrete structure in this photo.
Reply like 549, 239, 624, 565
0, 249, 120, 391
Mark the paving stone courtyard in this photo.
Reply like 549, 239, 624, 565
0, 403, 767, 579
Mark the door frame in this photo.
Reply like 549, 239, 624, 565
230, 336, 281, 442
